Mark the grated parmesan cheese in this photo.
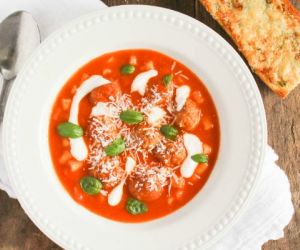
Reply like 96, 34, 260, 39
82, 72, 203, 204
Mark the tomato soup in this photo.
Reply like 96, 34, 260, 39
49, 49, 220, 222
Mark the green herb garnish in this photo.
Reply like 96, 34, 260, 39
160, 124, 178, 140
120, 64, 135, 75
57, 122, 83, 138
278, 81, 287, 87
191, 153, 208, 163
80, 176, 102, 195
126, 198, 148, 215
104, 138, 126, 156
163, 73, 173, 87
120, 110, 144, 124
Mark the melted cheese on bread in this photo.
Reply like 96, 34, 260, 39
200, 0, 300, 97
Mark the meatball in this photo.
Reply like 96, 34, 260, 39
128, 165, 172, 202
90, 156, 125, 189
133, 125, 162, 151
153, 137, 187, 167
89, 81, 121, 104
175, 99, 201, 131
87, 115, 118, 145
144, 83, 173, 107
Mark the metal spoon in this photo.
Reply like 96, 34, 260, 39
0, 11, 40, 121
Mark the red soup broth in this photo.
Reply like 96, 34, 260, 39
49, 49, 220, 223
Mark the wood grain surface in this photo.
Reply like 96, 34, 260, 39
0, 0, 299, 249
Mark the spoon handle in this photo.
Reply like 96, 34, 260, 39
0, 78, 13, 122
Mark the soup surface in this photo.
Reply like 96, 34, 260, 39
49, 49, 220, 222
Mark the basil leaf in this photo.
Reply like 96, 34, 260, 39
191, 153, 208, 163
120, 64, 135, 75
126, 198, 148, 215
160, 125, 178, 140
120, 110, 144, 124
57, 122, 83, 138
163, 73, 173, 87
104, 138, 126, 156
80, 176, 102, 195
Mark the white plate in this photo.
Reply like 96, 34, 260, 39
3, 5, 267, 250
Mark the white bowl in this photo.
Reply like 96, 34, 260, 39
3, 5, 267, 250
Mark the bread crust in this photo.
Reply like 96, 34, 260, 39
200, 0, 300, 98
284, 0, 300, 22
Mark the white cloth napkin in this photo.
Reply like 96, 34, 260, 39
212, 147, 294, 249
0, 1, 294, 250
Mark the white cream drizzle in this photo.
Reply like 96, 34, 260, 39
146, 106, 166, 126
69, 75, 110, 161
175, 85, 190, 111
108, 157, 136, 206
131, 69, 158, 96
180, 133, 203, 178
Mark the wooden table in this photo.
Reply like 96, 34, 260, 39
0, 1, 299, 249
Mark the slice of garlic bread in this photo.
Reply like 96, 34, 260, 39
200, 0, 300, 97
